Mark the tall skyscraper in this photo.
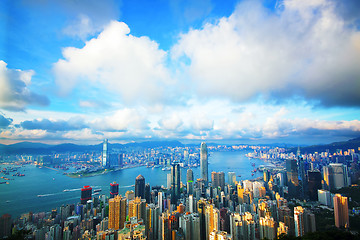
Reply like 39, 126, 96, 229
171, 163, 181, 204
200, 142, 208, 185
110, 182, 119, 198
323, 164, 350, 190
286, 159, 299, 198
298, 157, 307, 200
228, 172, 236, 186
307, 171, 322, 201
135, 175, 145, 199
187, 169, 194, 195
294, 206, 304, 237
333, 194, 349, 228
211, 171, 225, 190
80, 186, 92, 204
108, 195, 127, 230
102, 139, 109, 168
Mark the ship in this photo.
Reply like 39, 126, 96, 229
94, 189, 102, 193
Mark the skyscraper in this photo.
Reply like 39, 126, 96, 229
108, 195, 127, 230
80, 186, 92, 204
211, 171, 225, 190
171, 163, 181, 204
294, 206, 304, 237
135, 175, 145, 199
307, 171, 322, 201
200, 142, 208, 185
286, 159, 299, 199
333, 194, 349, 228
228, 172, 236, 186
110, 182, 119, 198
187, 169, 194, 195
323, 164, 350, 190
102, 139, 109, 168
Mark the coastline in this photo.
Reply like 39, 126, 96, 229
66, 164, 145, 178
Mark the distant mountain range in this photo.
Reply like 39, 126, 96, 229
1, 137, 359, 155
288, 137, 360, 154
0, 140, 184, 155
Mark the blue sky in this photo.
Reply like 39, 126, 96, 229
0, 0, 359, 145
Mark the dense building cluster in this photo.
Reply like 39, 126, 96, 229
1, 143, 360, 240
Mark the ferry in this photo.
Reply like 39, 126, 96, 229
94, 189, 102, 193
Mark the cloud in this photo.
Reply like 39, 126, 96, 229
25, 0, 120, 39
54, 21, 173, 105
20, 117, 87, 132
172, 0, 360, 107
0, 61, 50, 111
89, 108, 149, 132
0, 113, 12, 129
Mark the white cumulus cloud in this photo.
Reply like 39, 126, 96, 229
54, 21, 173, 105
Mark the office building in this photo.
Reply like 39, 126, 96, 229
318, 189, 333, 207
323, 164, 350, 190
228, 172, 236, 186
286, 159, 299, 198
333, 194, 349, 228
110, 182, 119, 198
102, 139, 109, 168
212, 171, 225, 190
200, 142, 209, 185
307, 171, 322, 201
187, 169, 194, 195
80, 186, 92, 204
171, 163, 181, 204
135, 175, 145, 199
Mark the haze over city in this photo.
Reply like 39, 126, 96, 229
1, 0, 360, 145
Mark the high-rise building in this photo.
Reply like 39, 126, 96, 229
333, 194, 349, 228
184, 150, 189, 165
298, 157, 307, 200
128, 197, 146, 221
259, 215, 277, 240
187, 169, 194, 195
211, 171, 225, 190
263, 169, 271, 182
80, 186, 92, 204
294, 206, 304, 237
317, 189, 333, 207
228, 172, 236, 186
171, 163, 181, 204
200, 142, 209, 185
110, 182, 119, 198
145, 183, 151, 204
286, 159, 299, 199
323, 164, 350, 190
307, 171, 322, 201
108, 195, 127, 230
102, 139, 109, 168
197, 199, 207, 240
135, 175, 145, 199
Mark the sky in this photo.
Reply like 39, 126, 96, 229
0, 0, 359, 145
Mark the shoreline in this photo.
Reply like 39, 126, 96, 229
66, 164, 145, 178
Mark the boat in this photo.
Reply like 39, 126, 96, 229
94, 189, 102, 193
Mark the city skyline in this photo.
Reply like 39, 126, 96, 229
1, 0, 360, 145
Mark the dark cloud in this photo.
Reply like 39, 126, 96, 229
0, 114, 13, 128
0, 61, 50, 111
20, 118, 87, 132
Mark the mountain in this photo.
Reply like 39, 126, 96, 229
287, 137, 360, 154
0, 140, 184, 155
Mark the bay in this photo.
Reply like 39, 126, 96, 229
0, 150, 267, 218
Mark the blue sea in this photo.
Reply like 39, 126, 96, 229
0, 150, 267, 218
